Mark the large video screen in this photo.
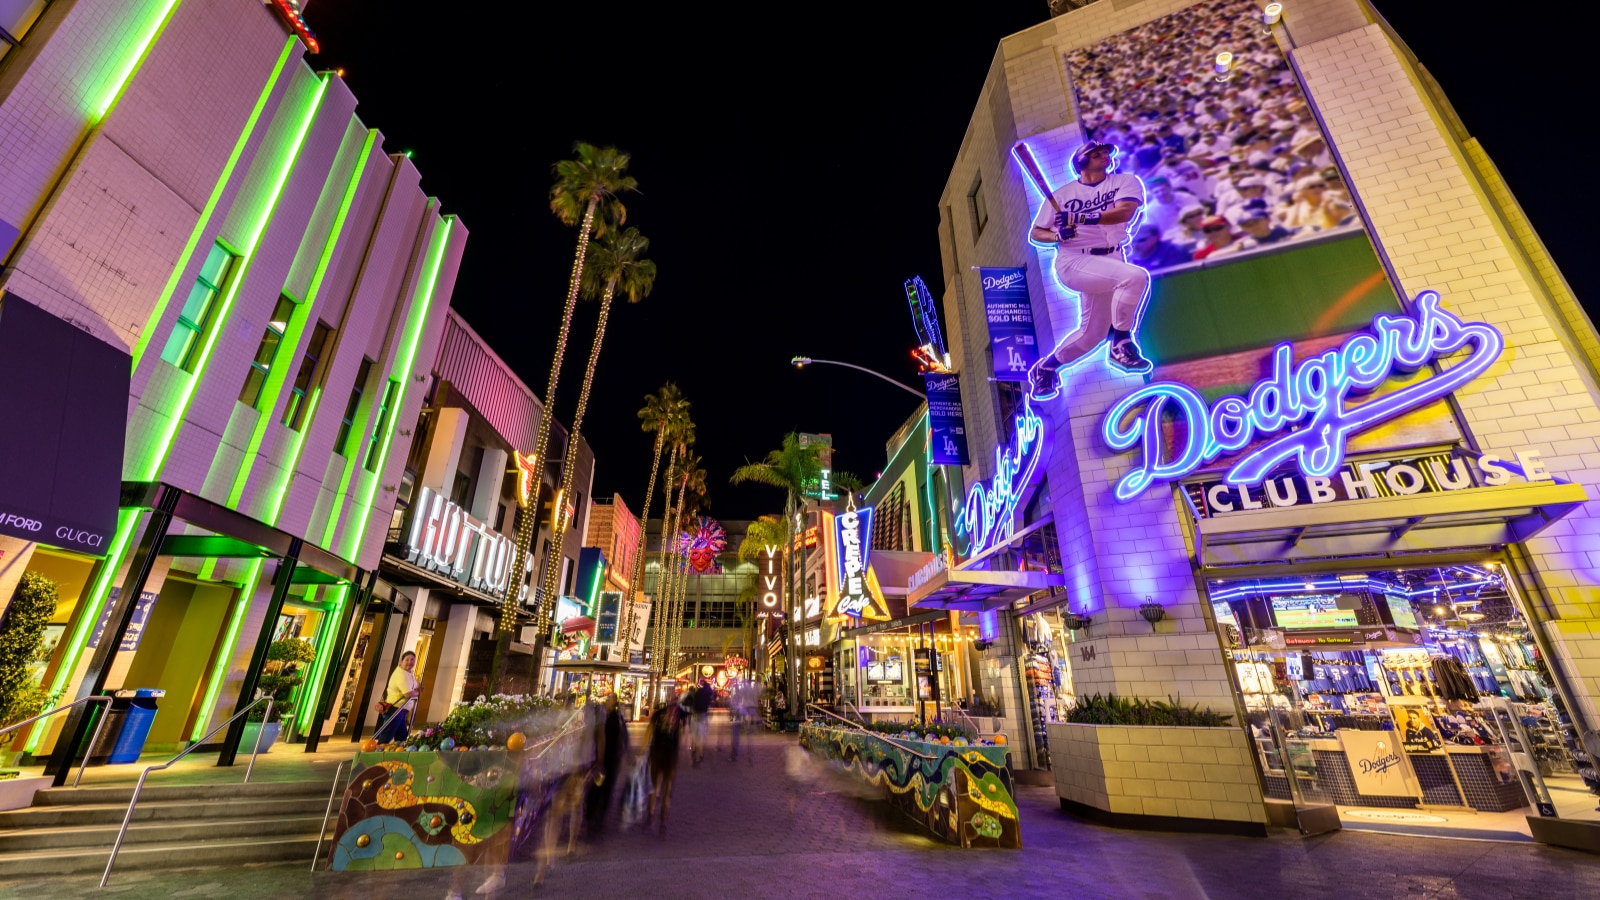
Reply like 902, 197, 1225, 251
1269, 594, 1359, 630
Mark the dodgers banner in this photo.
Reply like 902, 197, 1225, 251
925, 373, 971, 466
980, 266, 1038, 381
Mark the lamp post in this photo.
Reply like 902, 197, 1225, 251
791, 356, 926, 400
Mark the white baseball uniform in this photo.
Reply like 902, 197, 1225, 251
1030, 172, 1151, 367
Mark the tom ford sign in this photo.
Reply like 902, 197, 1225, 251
405, 486, 513, 598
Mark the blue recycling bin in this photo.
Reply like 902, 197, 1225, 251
107, 689, 164, 764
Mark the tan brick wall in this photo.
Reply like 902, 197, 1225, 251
1049, 722, 1266, 822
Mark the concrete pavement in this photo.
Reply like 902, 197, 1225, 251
2, 726, 1596, 898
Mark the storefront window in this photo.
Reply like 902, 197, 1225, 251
1212, 563, 1598, 834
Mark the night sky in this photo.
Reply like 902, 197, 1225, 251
308, 2, 1590, 520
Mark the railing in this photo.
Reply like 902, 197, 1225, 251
370, 695, 418, 742
0, 696, 113, 789
806, 703, 936, 760
310, 759, 349, 872
100, 696, 273, 887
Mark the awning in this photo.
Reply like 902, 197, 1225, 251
866, 550, 935, 597
908, 565, 1065, 611
841, 608, 947, 638
552, 659, 629, 672
1197, 480, 1587, 568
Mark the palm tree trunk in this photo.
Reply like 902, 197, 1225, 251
624, 424, 666, 660
647, 442, 681, 703
541, 285, 616, 640
784, 491, 799, 720
661, 470, 690, 684
504, 197, 599, 638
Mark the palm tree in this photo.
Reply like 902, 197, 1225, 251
504, 142, 636, 639
539, 228, 657, 633
647, 421, 694, 703
664, 457, 706, 679
732, 435, 864, 714
626, 384, 687, 658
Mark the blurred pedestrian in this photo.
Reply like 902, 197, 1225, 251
585, 694, 629, 838
374, 651, 418, 744
689, 678, 713, 765
645, 691, 685, 834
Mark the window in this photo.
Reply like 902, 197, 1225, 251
160, 242, 237, 371
451, 470, 472, 508
969, 174, 989, 237
238, 296, 295, 407
282, 321, 332, 429
0, 1, 51, 65
335, 358, 373, 456
495, 502, 507, 532
363, 378, 399, 473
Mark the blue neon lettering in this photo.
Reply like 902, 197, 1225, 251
1102, 292, 1503, 500
956, 400, 1046, 555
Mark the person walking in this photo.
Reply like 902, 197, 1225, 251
645, 690, 685, 834
585, 694, 629, 838
374, 650, 419, 744
689, 678, 713, 765
730, 678, 755, 764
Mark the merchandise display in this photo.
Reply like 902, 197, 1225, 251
1215, 564, 1597, 829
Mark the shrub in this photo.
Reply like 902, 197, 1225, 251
0, 572, 62, 728
1063, 693, 1232, 728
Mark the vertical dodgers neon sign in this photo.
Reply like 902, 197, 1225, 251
956, 399, 1046, 556
1101, 291, 1503, 500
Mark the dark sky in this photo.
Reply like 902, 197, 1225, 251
308, 2, 1590, 520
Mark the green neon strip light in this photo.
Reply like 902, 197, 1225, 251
91, 0, 182, 120
329, 213, 453, 560
35, 71, 326, 750
190, 385, 321, 740
225, 130, 377, 509
294, 583, 347, 726
131, 38, 296, 369
131, 73, 329, 484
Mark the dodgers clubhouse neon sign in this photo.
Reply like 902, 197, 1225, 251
957, 399, 1046, 556
832, 506, 874, 618
1102, 291, 1504, 501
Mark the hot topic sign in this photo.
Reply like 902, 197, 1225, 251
1103, 292, 1503, 501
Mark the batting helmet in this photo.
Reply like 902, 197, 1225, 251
1071, 141, 1116, 172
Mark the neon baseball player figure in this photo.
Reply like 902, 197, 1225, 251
1022, 141, 1152, 400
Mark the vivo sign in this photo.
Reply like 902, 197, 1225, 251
1103, 292, 1504, 501
956, 399, 1046, 557
832, 506, 874, 618
406, 486, 513, 598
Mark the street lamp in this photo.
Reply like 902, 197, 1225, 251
791, 356, 926, 400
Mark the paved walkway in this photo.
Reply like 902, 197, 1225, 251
5, 725, 1599, 898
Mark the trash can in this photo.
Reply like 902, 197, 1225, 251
106, 689, 164, 764
83, 695, 127, 767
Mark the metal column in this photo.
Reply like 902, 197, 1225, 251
218, 539, 301, 767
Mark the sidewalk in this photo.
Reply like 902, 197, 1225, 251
2, 727, 1597, 898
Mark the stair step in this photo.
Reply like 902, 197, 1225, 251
0, 815, 331, 852
0, 796, 330, 829
0, 835, 323, 878
33, 779, 331, 807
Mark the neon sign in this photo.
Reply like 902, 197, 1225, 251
1102, 292, 1503, 500
956, 399, 1046, 556
831, 506, 875, 619
759, 545, 781, 610
406, 486, 513, 597
514, 450, 538, 507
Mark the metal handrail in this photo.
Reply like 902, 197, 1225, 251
310, 759, 348, 872
0, 695, 113, 788
370, 695, 418, 742
100, 696, 273, 887
805, 703, 937, 760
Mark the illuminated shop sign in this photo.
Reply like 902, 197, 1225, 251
1103, 292, 1503, 501
1189, 448, 1556, 517
979, 267, 1039, 380
514, 450, 538, 507
956, 399, 1046, 557
831, 506, 877, 619
759, 545, 781, 611
405, 486, 513, 597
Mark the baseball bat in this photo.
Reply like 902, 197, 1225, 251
1011, 142, 1060, 213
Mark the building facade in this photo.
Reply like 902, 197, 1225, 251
0, 0, 465, 764
927, 0, 1600, 840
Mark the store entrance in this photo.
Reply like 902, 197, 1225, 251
1212, 561, 1599, 840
